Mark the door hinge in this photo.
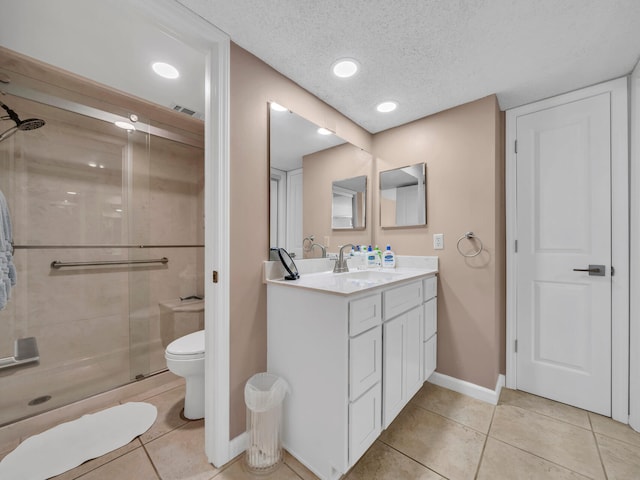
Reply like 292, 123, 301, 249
514, 139, 518, 154
515, 339, 518, 353
611, 266, 615, 276
212, 270, 218, 283
514, 240, 518, 253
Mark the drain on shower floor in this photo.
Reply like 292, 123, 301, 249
28, 395, 52, 406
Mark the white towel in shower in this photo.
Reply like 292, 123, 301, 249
0, 188, 15, 310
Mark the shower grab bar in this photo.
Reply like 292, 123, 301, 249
13, 244, 203, 250
50, 257, 169, 269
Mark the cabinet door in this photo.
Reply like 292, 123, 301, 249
383, 281, 422, 319
349, 294, 382, 337
405, 306, 423, 400
349, 383, 382, 466
423, 297, 437, 340
383, 315, 404, 428
423, 276, 437, 301
424, 333, 437, 380
349, 326, 382, 401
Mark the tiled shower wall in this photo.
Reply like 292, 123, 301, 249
0, 95, 204, 426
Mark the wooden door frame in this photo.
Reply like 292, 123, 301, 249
506, 77, 629, 423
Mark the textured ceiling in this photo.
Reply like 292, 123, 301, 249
179, 0, 640, 133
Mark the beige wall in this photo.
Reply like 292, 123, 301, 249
229, 43, 373, 437
303, 143, 373, 253
231, 44, 505, 436
372, 96, 505, 389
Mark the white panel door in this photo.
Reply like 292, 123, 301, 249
516, 93, 611, 415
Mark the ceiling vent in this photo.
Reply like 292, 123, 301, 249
170, 103, 203, 120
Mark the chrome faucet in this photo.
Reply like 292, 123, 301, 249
333, 244, 355, 273
310, 243, 327, 258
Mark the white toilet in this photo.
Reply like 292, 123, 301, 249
165, 330, 205, 420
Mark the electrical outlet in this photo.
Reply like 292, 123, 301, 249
433, 233, 444, 250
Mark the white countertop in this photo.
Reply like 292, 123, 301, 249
265, 267, 438, 296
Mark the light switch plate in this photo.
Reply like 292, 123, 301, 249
433, 234, 444, 250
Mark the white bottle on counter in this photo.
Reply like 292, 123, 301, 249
366, 245, 377, 268
382, 245, 396, 268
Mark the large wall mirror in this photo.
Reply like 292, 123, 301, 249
380, 163, 427, 228
269, 103, 372, 257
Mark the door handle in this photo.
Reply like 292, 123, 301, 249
572, 265, 605, 276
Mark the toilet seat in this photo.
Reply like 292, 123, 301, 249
165, 330, 204, 360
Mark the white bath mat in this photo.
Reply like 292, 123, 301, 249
0, 402, 157, 480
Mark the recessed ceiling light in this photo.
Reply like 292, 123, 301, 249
317, 127, 333, 135
152, 62, 179, 79
66, 191, 77, 195
88, 162, 97, 168
270, 102, 288, 112
332, 59, 359, 78
114, 121, 136, 131
376, 101, 398, 113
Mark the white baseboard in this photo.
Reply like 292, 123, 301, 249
427, 372, 505, 405
229, 432, 248, 460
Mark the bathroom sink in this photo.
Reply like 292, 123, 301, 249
336, 270, 402, 283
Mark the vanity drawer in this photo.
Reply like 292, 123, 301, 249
349, 383, 382, 466
349, 326, 382, 401
349, 293, 382, 337
383, 281, 422, 320
423, 297, 437, 340
424, 333, 437, 381
423, 275, 437, 301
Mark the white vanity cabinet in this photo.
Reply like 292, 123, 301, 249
268, 285, 382, 480
267, 271, 438, 480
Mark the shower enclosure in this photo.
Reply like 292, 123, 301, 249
0, 53, 204, 426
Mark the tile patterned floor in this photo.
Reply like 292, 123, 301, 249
3, 380, 640, 479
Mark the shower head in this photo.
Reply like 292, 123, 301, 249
0, 101, 45, 142
17, 118, 46, 130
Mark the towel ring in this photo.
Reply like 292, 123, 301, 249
456, 232, 483, 258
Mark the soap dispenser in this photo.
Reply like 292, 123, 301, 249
383, 244, 396, 268
366, 245, 377, 268
374, 245, 382, 267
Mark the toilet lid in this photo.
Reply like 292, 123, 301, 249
166, 330, 205, 356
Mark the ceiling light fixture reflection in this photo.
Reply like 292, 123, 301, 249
114, 121, 136, 131
376, 101, 398, 113
270, 102, 288, 112
99, 164, 105, 169
317, 127, 333, 135
66, 191, 77, 195
152, 62, 179, 79
332, 59, 359, 78
88, 162, 97, 168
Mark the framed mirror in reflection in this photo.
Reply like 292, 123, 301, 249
380, 163, 427, 228
332, 175, 366, 229
269, 102, 372, 257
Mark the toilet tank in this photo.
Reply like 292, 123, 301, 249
159, 298, 205, 348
